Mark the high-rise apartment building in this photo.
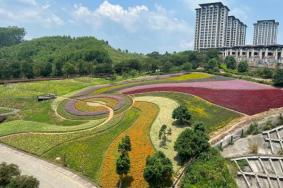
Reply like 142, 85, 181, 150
226, 16, 247, 47
253, 20, 279, 45
194, 2, 246, 50
194, 2, 229, 50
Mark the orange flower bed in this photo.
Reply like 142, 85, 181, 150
99, 101, 159, 188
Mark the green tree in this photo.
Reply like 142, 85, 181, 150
225, 56, 237, 70
63, 63, 75, 77
40, 62, 52, 77
0, 162, 20, 186
172, 105, 191, 125
143, 151, 173, 188
54, 61, 63, 76
261, 68, 273, 79
183, 62, 192, 72
204, 58, 219, 73
8, 175, 39, 188
0, 26, 25, 47
273, 68, 283, 86
159, 125, 167, 140
161, 61, 173, 73
22, 61, 34, 79
93, 63, 113, 76
238, 61, 249, 73
0, 60, 10, 79
206, 49, 219, 60
174, 123, 209, 162
118, 136, 131, 154
159, 125, 168, 147
116, 153, 130, 188
9, 61, 21, 78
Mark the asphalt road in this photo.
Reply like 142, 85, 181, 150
0, 144, 97, 188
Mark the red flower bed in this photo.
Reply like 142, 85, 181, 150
123, 87, 283, 115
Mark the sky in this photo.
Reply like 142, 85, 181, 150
0, 0, 283, 53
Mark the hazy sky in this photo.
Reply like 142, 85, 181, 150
0, 0, 282, 53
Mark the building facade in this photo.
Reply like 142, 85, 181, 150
221, 45, 283, 68
194, 2, 229, 50
253, 20, 279, 45
226, 16, 247, 47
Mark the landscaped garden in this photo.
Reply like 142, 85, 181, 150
1, 72, 283, 187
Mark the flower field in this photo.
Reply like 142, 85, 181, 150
1, 73, 283, 188
122, 81, 283, 115
99, 101, 158, 188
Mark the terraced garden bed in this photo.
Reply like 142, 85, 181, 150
122, 83, 283, 115
99, 101, 159, 188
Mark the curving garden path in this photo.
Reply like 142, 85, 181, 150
0, 143, 97, 188
134, 96, 181, 170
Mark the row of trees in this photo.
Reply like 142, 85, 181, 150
224, 56, 283, 86
115, 135, 173, 188
0, 162, 39, 188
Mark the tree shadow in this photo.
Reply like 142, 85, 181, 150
116, 176, 134, 188
173, 155, 186, 167
172, 120, 190, 128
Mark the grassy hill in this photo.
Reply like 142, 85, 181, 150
0, 36, 144, 63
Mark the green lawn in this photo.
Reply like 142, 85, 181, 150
0, 118, 105, 137
0, 110, 127, 155
139, 92, 241, 133
0, 78, 111, 126
42, 108, 140, 182
0, 107, 12, 114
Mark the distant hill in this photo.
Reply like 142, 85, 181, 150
0, 36, 144, 63
0, 36, 148, 80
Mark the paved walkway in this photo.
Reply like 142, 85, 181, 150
0, 144, 97, 188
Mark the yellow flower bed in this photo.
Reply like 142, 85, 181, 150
99, 101, 159, 188
168, 72, 212, 81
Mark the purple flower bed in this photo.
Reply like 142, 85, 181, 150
71, 84, 111, 98
119, 79, 274, 94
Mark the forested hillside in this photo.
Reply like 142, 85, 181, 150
0, 27, 220, 80
0, 36, 145, 79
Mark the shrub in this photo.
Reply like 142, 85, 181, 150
181, 148, 237, 188
273, 68, 283, 86
225, 56, 237, 70
238, 61, 249, 73
261, 68, 273, 79
246, 122, 260, 135
183, 63, 193, 72
249, 143, 258, 154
